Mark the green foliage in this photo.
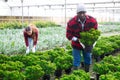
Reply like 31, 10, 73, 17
0, 21, 27, 29
24, 65, 44, 80
46, 50, 60, 62
54, 54, 73, 70
92, 35, 120, 56
0, 70, 4, 78
100, 72, 120, 80
93, 62, 110, 75
10, 55, 24, 62
80, 28, 101, 46
99, 22, 120, 25
3, 71, 25, 80
33, 21, 60, 28
93, 55, 120, 75
47, 47, 66, 62
20, 54, 40, 66
103, 55, 120, 65
60, 70, 90, 80
0, 61, 24, 71
60, 74, 80, 80
92, 47, 104, 56
0, 21, 60, 29
0, 54, 10, 63
65, 44, 72, 50
37, 60, 56, 75
37, 52, 50, 61
100, 74, 116, 80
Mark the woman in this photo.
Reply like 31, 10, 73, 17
23, 24, 39, 54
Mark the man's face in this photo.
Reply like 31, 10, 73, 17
77, 11, 86, 20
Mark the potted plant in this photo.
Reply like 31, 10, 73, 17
3, 71, 25, 80
54, 54, 73, 77
24, 65, 44, 80
37, 60, 56, 80
64, 54, 73, 74
80, 28, 101, 53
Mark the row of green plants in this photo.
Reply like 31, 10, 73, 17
98, 22, 120, 25
0, 46, 73, 80
60, 70, 90, 80
0, 48, 90, 80
93, 54, 120, 80
92, 35, 120, 57
98, 25, 120, 33
100, 72, 120, 80
0, 21, 60, 29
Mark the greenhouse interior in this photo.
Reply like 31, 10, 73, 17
0, 0, 120, 80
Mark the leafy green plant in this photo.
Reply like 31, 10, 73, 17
93, 62, 110, 75
60, 74, 80, 80
100, 74, 116, 80
24, 65, 44, 80
60, 70, 90, 80
0, 61, 24, 71
80, 28, 101, 46
37, 60, 56, 75
92, 47, 104, 56
0, 54, 10, 63
54, 54, 73, 70
20, 55, 40, 66
45, 50, 58, 62
3, 71, 25, 80
100, 72, 120, 80
0, 70, 4, 79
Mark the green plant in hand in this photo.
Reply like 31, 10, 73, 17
80, 28, 101, 46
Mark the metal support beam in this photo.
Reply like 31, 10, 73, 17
65, 0, 66, 27
21, 0, 24, 28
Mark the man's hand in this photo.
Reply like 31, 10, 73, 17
26, 47, 30, 54
80, 42, 85, 49
93, 41, 97, 48
72, 37, 78, 41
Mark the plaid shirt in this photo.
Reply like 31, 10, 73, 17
66, 15, 98, 49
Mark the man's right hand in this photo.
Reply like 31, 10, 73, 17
72, 37, 85, 48
72, 37, 78, 41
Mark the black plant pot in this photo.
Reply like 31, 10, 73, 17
54, 69, 62, 78
65, 67, 72, 74
42, 74, 50, 80
104, 53, 110, 56
100, 54, 105, 59
96, 73, 100, 80
95, 56, 101, 62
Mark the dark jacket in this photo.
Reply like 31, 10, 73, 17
66, 15, 98, 50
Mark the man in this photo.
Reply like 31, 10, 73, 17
66, 3, 98, 72
23, 24, 39, 54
